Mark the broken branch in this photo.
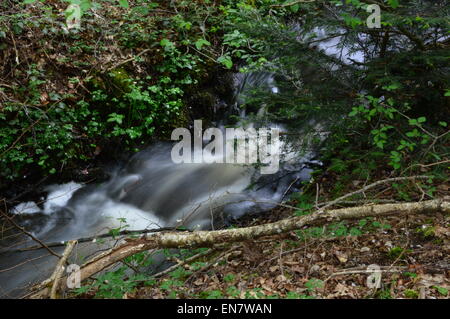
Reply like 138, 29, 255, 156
29, 198, 449, 298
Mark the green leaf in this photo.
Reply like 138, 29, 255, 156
349, 107, 359, 117
76, 0, 93, 12
160, 38, 171, 47
417, 117, 426, 123
290, 4, 300, 13
160, 38, 175, 51
107, 113, 124, 125
195, 39, 211, 50
118, 0, 129, 8
305, 278, 324, 291
433, 286, 448, 296
382, 82, 401, 91
218, 55, 233, 69
387, 0, 399, 9
23, 0, 37, 4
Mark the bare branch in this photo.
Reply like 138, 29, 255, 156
50, 240, 77, 299
28, 198, 450, 298
0, 210, 62, 259
318, 176, 430, 212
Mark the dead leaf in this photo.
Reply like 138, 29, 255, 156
269, 266, 279, 273
434, 226, 449, 238
193, 278, 204, 286
335, 251, 348, 263
292, 265, 306, 274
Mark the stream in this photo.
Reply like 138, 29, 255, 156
0, 22, 366, 297
0, 71, 321, 298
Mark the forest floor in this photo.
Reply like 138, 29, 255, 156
127, 176, 450, 300
135, 214, 449, 299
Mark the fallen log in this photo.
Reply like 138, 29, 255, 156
29, 198, 449, 299
50, 240, 77, 299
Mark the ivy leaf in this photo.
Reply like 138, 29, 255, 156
218, 55, 233, 69
107, 113, 124, 125
433, 286, 448, 296
160, 38, 175, 51
195, 39, 211, 50
387, 0, 399, 9
382, 82, 401, 91
79, 0, 93, 12
118, 0, 129, 9
290, 4, 300, 13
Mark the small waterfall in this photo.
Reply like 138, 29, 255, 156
0, 71, 320, 298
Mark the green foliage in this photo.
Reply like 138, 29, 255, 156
74, 266, 154, 299
0, 65, 89, 179
223, 273, 235, 283
388, 246, 412, 260
226, 286, 240, 298
199, 290, 224, 299
403, 272, 418, 279
1, 0, 267, 182
296, 217, 391, 241
291, 193, 315, 216
304, 278, 324, 294
217, 0, 449, 191
416, 225, 436, 239
347, 94, 445, 171
404, 289, 419, 299
375, 289, 392, 299
168, 267, 192, 280
286, 291, 313, 299
433, 286, 448, 296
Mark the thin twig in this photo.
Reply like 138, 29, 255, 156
319, 176, 430, 212
103, 49, 151, 73
0, 210, 61, 259
270, 0, 316, 8
324, 266, 407, 282
153, 247, 219, 278
3, 226, 192, 254
185, 247, 236, 283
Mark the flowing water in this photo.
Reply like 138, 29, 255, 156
0, 71, 322, 298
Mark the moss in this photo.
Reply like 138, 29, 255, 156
375, 289, 392, 299
387, 246, 412, 260
404, 289, 419, 299
107, 68, 133, 94
416, 225, 436, 238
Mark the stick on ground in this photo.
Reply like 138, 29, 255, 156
29, 198, 449, 299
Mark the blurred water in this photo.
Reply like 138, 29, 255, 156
0, 71, 320, 298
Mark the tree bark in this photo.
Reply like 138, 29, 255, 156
29, 198, 449, 299
50, 240, 77, 299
